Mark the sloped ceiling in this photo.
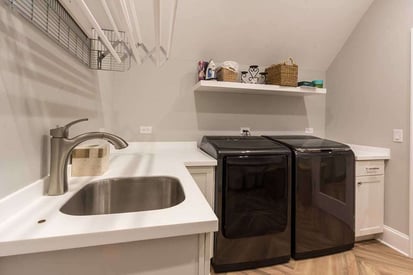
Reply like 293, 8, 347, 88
61, 0, 373, 71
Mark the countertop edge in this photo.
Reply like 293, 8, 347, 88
0, 219, 218, 257
354, 155, 390, 161
347, 143, 391, 161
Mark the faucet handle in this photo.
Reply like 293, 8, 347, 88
50, 118, 88, 138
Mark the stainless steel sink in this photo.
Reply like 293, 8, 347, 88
60, 176, 185, 215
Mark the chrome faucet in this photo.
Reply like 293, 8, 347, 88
48, 118, 128, 196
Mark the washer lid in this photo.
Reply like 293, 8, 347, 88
264, 135, 350, 151
200, 136, 290, 158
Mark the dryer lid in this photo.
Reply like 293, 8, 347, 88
200, 136, 291, 158
264, 135, 351, 152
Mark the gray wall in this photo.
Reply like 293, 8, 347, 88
102, 60, 326, 142
0, 0, 369, 204
0, 1, 327, 200
96, 0, 373, 143
0, 5, 105, 199
326, 0, 413, 234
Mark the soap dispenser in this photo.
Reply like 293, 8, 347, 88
205, 60, 217, 80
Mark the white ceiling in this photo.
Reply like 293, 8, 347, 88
61, 0, 373, 71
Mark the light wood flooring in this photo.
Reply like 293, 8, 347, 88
212, 240, 413, 275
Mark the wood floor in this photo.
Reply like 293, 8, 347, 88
212, 240, 413, 275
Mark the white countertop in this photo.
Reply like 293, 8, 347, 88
0, 142, 218, 257
347, 144, 391, 160
0, 140, 390, 257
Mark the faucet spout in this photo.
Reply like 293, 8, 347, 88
47, 119, 128, 196
72, 132, 128, 150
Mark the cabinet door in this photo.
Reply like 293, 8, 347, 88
355, 175, 384, 237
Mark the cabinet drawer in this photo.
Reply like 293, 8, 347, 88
356, 160, 384, 176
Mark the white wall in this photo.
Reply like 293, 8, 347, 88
0, 0, 374, 199
85, 0, 372, 72
0, 5, 105, 199
326, 0, 413, 234
95, 0, 372, 142
102, 60, 326, 142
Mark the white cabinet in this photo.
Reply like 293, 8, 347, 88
187, 166, 215, 261
355, 160, 385, 238
187, 166, 215, 208
0, 234, 210, 275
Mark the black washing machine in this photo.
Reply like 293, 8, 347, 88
264, 135, 355, 259
200, 136, 292, 272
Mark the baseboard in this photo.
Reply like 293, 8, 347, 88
356, 233, 381, 242
378, 225, 410, 256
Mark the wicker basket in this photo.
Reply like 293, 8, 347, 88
217, 67, 238, 82
265, 58, 298, 87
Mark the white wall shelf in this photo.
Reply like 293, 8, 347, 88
193, 80, 326, 96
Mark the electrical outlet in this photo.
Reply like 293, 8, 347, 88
140, 126, 152, 134
305, 128, 314, 134
240, 127, 251, 135
393, 129, 403, 142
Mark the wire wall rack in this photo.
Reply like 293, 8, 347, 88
7, 0, 91, 67
6, 0, 131, 71
90, 29, 131, 72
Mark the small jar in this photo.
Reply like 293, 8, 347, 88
259, 72, 268, 84
248, 65, 259, 84
312, 80, 324, 88
241, 71, 248, 83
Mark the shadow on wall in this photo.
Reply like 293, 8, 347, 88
0, 93, 99, 118
0, 15, 97, 98
0, 10, 102, 130
194, 90, 309, 131
0, 9, 104, 198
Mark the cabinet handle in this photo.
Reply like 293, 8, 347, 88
366, 167, 380, 171
357, 180, 381, 185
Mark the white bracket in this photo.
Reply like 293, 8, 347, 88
120, 0, 143, 64
121, 0, 178, 67
89, 0, 179, 67
78, 0, 122, 64
101, 0, 122, 42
